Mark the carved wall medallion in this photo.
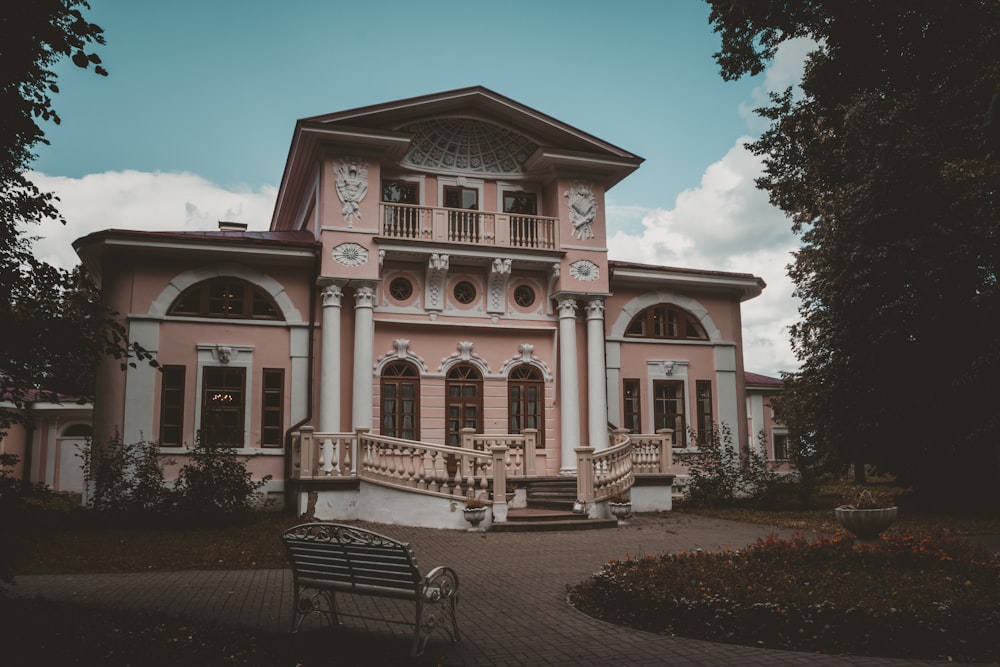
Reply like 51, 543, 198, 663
569, 260, 600, 282
332, 243, 368, 267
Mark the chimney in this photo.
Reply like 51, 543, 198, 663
218, 221, 248, 232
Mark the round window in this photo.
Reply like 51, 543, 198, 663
389, 277, 413, 301
453, 281, 476, 305
513, 284, 535, 307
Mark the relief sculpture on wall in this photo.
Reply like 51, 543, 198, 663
335, 158, 368, 225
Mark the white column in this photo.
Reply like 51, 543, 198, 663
318, 282, 343, 474
557, 297, 580, 474
352, 283, 376, 431
586, 298, 609, 451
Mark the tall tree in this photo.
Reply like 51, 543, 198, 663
1, 2, 151, 428
708, 0, 1000, 504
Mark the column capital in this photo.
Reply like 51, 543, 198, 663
585, 297, 605, 319
354, 282, 376, 308
320, 282, 344, 307
556, 296, 577, 318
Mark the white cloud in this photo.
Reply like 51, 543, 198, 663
607, 141, 800, 377
739, 36, 816, 132
25, 170, 278, 270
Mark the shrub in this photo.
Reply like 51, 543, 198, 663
0, 453, 54, 581
171, 439, 271, 519
569, 532, 1000, 662
79, 433, 172, 514
684, 426, 811, 509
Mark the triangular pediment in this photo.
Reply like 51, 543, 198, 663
301, 86, 640, 160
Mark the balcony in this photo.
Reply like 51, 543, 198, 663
379, 203, 560, 251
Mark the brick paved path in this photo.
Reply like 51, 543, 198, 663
5, 513, 945, 666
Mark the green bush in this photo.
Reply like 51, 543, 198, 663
569, 532, 1000, 662
684, 425, 810, 509
171, 439, 272, 519
79, 435, 271, 523
79, 433, 171, 514
0, 453, 52, 581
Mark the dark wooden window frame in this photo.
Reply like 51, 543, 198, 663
159, 365, 186, 446
508, 365, 544, 447
380, 361, 420, 440
261, 368, 284, 447
445, 364, 483, 447
622, 378, 641, 433
169, 278, 282, 321
695, 380, 713, 445
200, 366, 246, 447
624, 304, 708, 340
653, 379, 686, 445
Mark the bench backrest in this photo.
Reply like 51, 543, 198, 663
282, 523, 422, 598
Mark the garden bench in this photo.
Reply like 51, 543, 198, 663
280, 522, 460, 656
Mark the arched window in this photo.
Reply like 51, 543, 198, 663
381, 361, 420, 440
168, 277, 283, 320
445, 364, 482, 446
508, 365, 544, 446
61, 423, 92, 438
625, 304, 707, 340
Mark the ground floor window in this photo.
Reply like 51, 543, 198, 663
508, 365, 544, 445
695, 380, 713, 444
773, 431, 790, 460
446, 364, 482, 446
381, 361, 420, 440
159, 365, 185, 446
261, 368, 284, 447
623, 378, 641, 433
653, 380, 686, 443
200, 366, 246, 446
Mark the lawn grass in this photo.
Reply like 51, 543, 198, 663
20, 512, 297, 574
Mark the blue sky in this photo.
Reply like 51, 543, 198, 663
29, 0, 811, 376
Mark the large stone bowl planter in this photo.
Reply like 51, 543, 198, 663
834, 506, 898, 544
609, 501, 633, 525
463, 507, 487, 531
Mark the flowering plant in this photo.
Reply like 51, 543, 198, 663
463, 495, 488, 509
606, 489, 631, 504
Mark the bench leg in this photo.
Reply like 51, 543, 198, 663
292, 586, 338, 632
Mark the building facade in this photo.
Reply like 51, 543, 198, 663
72, 88, 776, 527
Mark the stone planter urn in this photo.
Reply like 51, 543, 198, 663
609, 501, 633, 525
834, 506, 898, 544
463, 506, 487, 531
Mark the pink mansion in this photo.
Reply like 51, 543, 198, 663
3, 88, 786, 529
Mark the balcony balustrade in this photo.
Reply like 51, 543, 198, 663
380, 203, 559, 251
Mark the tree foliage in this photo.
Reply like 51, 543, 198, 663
708, 0, 1000, 505
1, 1, 153, 427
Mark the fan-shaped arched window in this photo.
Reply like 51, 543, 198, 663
508, 365, 544, 446
381, 361, 420, 440
625, 304, 707, 340
168, 278, 283, 320
61, 423, 92, 438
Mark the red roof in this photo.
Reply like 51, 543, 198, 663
744, 372, 782, 388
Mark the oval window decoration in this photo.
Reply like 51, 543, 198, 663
453, 280, 476, 305
389, 277, 413, 301
513, 284, 535, 307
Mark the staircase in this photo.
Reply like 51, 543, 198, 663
492, 478, 617, 532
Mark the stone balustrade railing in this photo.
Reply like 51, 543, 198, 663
291, 427, 524, 506
626, 428, 674, 474
460, 427, 537, 477
380, 203, 559, 250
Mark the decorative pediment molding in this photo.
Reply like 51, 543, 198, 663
499, 343, 553, 380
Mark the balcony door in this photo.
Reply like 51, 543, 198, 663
444, 185, 479, 242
